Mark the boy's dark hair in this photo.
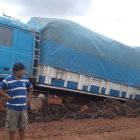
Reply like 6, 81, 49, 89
13, 62, 25, 73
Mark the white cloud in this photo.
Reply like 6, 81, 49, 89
0, 1, 22, 19
71, 0, 140, 46
0, 0, 140, 46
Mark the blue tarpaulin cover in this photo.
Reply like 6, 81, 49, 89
28, 17, 140, 87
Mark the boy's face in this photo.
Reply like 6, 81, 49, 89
15, 70, 25, 78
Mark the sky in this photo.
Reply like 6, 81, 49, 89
0, 0, 140, 47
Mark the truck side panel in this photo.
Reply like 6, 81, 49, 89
0, 25, 14, 76
0, 23, 34, 78
36, 65, 140, 100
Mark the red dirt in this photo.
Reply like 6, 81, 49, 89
1, 97, 140, 139
0, 117, 140, 140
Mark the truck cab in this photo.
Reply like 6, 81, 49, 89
0, 16, 35, 78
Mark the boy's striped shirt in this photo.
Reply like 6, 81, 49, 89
0, 75, 33, 111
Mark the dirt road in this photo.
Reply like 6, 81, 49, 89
0, 117, 140, 140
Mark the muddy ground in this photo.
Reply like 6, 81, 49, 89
1, 97, 140, 139
0, 117, 140, 140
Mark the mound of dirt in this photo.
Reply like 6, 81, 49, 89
1, 97, 140, 127
28, 102, 83, 123
28, 98, 140, 123
87, 98, 140, 119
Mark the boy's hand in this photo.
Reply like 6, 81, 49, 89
26, 98, 31, 103
0, 89, 12, 101
7, 96, 12, 101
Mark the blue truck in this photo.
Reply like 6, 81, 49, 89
0, 16, 140, 101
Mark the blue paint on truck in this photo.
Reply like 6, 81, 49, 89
0, 16, 34, 78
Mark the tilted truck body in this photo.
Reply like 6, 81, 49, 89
0, 16, 140, 100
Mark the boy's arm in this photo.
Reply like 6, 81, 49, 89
26, 88, 33, 103
26, 79, 33, 103
0, 89, 12, 101
0, 79, 12, 101
28, 87, 33, 100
